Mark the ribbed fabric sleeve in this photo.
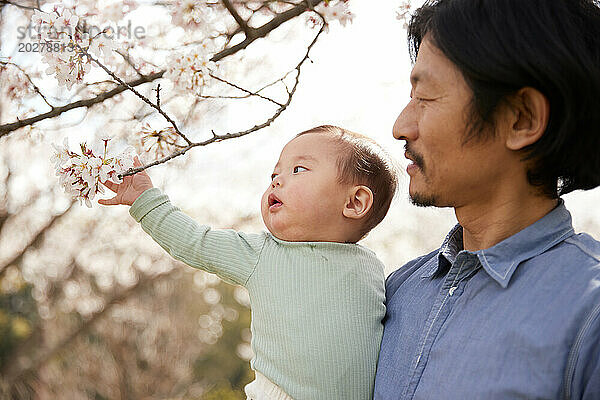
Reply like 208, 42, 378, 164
129, 188, 267, 286
130, 188, 387, 400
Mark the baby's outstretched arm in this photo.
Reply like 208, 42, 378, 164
99, 156, 154, 206
100, 156, 267, 287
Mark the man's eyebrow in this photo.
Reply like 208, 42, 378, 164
410, 70, 433, 86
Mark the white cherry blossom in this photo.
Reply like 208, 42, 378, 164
31, 6, 121, 91
313, 0, 354, 28
88, 34, 116, 58
55, 9, 79, 36
164, 46, 217, 95
52, 140, 135, 207
396, 1, 412, 29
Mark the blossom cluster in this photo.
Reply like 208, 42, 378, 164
171, 0, 209, 27
137, 123, 185, 160
164, 44, 217, 95
31, 5, 117, 90
52, 138, 134, 207
309, 0, 354, 28
0, 63, 36, 103
396, 1, 413, 28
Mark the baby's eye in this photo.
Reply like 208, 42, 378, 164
271, 173, 278, 181
293, 166, 308, 174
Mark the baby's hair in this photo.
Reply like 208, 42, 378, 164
296, 125, 398, 240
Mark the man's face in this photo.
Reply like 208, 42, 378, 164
261, 133, 351, 242
393, 37, 512, 208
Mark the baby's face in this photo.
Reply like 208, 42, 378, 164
261, 133, 351, 242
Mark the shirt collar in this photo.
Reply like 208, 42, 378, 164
430, 200, 575, 288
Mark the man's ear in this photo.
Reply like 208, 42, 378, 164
343, 185, 374, 220
505, 87, 550, 151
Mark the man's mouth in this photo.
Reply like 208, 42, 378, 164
268, 193, 283, 209
404, 146, 424, 170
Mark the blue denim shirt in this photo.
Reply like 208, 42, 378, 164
375, 201, 600, 399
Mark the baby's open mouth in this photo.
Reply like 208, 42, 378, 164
268, 193, 283, 208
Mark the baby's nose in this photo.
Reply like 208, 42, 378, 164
271, 175, 282, 187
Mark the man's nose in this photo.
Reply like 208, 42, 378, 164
392, 101, 418, 141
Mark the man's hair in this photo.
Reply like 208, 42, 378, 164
296, 125, 398, 240
408, 0, 600, 197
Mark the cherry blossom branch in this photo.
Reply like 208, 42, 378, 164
120, 21, 325, 178
77, 43, 193, 146
0, 0, 38, 11
221, 0, 255, 39
214, 0, 323, 61
114, 49, 144, 78
0, 61, 54, 109
0, 0, 324, 139
208, 73, 284, 106
0, 71, 164, 137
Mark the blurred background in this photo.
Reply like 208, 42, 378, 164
1, 0, 599, 398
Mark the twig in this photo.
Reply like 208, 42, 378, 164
208, 73, 284, 106
78, 44, 193, 146
114, 49, 144, 78
0, 61, 55, 110
155, 83, 161, 108
120, 21, 326, 178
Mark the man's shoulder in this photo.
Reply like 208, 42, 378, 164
541, 231, 600, 277
385, 248, 439, 298
562, 232, 600, 265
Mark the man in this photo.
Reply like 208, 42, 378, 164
375, 0, 600, 399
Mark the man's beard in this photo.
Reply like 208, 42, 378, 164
410, 192, 439, 207
405, 144, 437, 207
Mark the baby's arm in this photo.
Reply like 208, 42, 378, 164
99, 157, 266, 286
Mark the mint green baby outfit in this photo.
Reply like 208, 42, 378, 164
130, 188, 386, 400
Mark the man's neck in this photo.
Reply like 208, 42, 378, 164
455, 193, 559, 251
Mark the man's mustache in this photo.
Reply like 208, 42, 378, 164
404, 144, 425, 170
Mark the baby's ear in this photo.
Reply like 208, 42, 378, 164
343, 185, 373, 220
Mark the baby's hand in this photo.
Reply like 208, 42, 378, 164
98, 156, 154, 206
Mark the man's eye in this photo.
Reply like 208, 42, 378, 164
293, 166, 308, 174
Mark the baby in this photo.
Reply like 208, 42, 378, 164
99, 125, 398, 400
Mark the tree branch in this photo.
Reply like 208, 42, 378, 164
213, 0, 323, 61
221, 0, 255, 38
0, 0, 323, 139
208, 73, 284, 107
120, 21, 325, 178
0, 71, 164, 138
0, 61, 55, 110
0, 0, 38, 11
79, 44, 192, 146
